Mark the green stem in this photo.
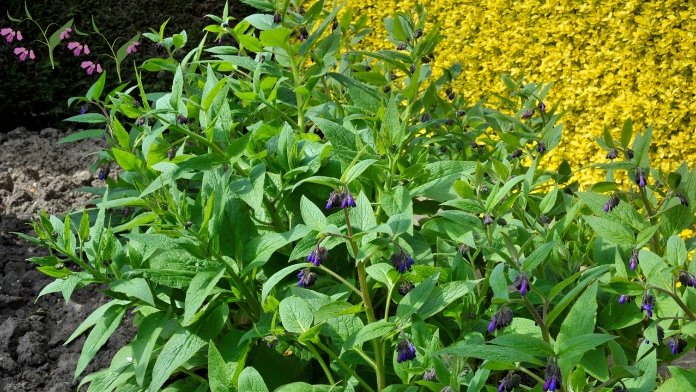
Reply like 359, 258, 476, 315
639, 187, 662, 254
346, 208, 385, 391
315, 340, 376, 392
288, 46, 305, 131
319, 265, 362, 297
516, 366, 544, 384
306, 343, 336, 385
648, 284, 696, 321
383, 286, 394, 321
522, 296, 550, 342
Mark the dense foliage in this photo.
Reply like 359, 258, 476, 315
19, 1, 696, 391
0, 0, 254, 131
349, 0, 696, 190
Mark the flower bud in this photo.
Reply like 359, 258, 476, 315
414, 28, 423, 38
396, 42, 407, 51
521, 109, 534, 119
625, 148, 634, 159
538, 101, 546, 113
398, 281, 415, 295
606, 149, 618, 159
273, 11, 282, 24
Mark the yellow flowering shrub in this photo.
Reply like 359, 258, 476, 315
349, 0, 696, 188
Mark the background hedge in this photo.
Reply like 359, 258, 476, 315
0, 0, 254, 132
349, 0, 696, 187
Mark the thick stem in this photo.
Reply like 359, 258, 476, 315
319, 265, 362, 297
522, 296, 550, 342
306, 343, 335, 385
315, 340, 376, 392
346, 208, 385, 391
648, 284, 696, 321
639, 187, 662, 254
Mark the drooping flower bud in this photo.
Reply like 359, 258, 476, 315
604, 194, 620, 212
414, 28, 423, 38
635, 167, 647, 188
483, 213, 495, 226
396, 42, 407, 51
606, 149, 618, 159
537, 141, 547, 154
668, 337, 687, 355
298, 26, 309, 41
629, 248, 639, 270
513, 272, 530, 296
510, 148, 523, 159
521, 109, 534, 119
488, 307, 513, 333
340, 190, 356, 209
398, 281, 415, 295
423, 368, 436, 381
538, 101, 546, 114
625, 148, 634, 159
421, 112, 431, 123
676, 192, 689, 207
273, 11, 282, 24
542, 360, 561, 392
445, 87, 455, 100
177, 114, 188, 124
641, 293, 655, 318
391, 251, 415, 273
498, 373, 521, 392
396, 338, 417, 363
297, 268, 317, 288
325, 191, 341, 210
678, 270, 696, 287
307, 246, 328, 267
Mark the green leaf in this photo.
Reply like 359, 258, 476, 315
279, 297, 313, 333
417, 280, 478, 319
183, 267, 226, 326
489, 263, 509, 301
343, 159, 377, 185
259, 27, 292, 47
238, 367, 268, 392
557, 333, 616, 358
171, 65, 184, 110
556, 281, 598, 348
539, 186, 559, 214
261, 263, 306, 303
344, 320, 395, 348
113, 149, 139, 171
86, 71, 107, 102
209, 342, 232, 392
365, 263, 398, 288
547, 265, 612, 325
58, 129, 105, 143
132, 311, 166, 386
315, 302, 363, 324
396, 272, 439, 321
111, 117, 131, 150
623, 349, 656, 392
381, 94, 403, 147
74, 303, 127, 378
583, 215, 635, 245
440, 343, 543, 365
300, 196, 327, 231
64, 113, 108, 124
490, 334, 554, 358
110, 278, 155, 306
522, 241, 555, 273
149, 303, 228, 392
665, 235, 687, 266
620, 118, 633, 148
487, 176, 524, 211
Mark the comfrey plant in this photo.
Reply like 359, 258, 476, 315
19, 1, 696, 391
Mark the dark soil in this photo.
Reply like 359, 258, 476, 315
0, 128, 135, 391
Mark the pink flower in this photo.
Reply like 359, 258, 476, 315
67, 41, 89, 56
1, 28, 22, 43
59, 28, 72, 41
126, 41, 140, 54
13, 47, 35, 61
81, 60, 103, 75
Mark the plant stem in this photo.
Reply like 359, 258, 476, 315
522, 296, 550, 342
516, 366, 544, 384
306, 343, 336, 385
315, 340, 376, 392
639, 187, 662, 254
345, 208, 385, 391
319, 265, 362, 297
648, 284, 696, 321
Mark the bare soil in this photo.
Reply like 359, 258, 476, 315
0, 128, 134, 391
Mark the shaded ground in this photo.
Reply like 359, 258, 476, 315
0, 128, 134, 391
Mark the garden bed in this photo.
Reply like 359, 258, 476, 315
0, 128, 134, 391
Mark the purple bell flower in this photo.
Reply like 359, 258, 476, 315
395, 338, 416, 363
488, 307, 513, 333
542, 360, 561, 392
635, 167, 647, 188
604, 194, 620, 212
629, 248, 639, 270
641, 293, 655, 318
513, 272, 530, 296
391, 251, 415, 273
306, 246, 328, 267
297, 268, 317, 288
